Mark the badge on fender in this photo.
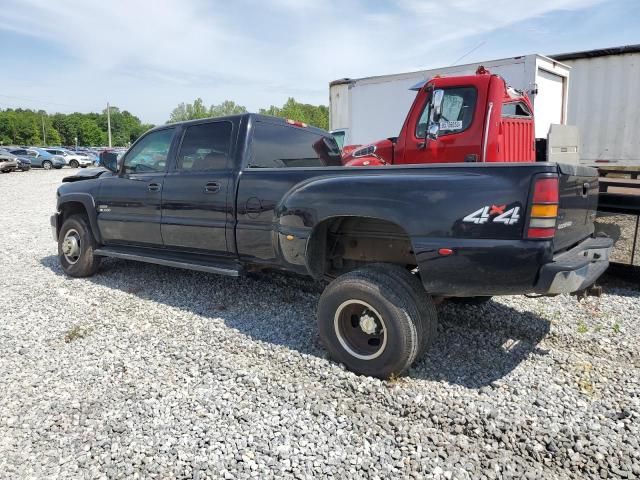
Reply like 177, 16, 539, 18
463, 204, 520, 225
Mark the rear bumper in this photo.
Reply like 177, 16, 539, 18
534, 236, 613, 294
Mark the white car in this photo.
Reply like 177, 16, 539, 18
45, 148, 94, 168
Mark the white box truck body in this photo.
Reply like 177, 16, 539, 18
330, 54, 570, 146
551, 45, 640, 166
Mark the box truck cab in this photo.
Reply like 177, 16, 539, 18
342, 67, 537, 166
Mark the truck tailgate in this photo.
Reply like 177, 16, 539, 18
554, 163, 599, 252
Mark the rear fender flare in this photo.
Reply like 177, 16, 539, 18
275, 176, 422, 278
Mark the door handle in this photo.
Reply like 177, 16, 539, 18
148, 182, 161, 192
204, 181, 221, 193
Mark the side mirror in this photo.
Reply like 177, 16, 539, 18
101, 152, 119, 172
431, 89, 444, 121
425, 89, 445, 142
427, 123, 440, 141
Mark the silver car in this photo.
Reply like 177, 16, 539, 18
0, 151, 18, 172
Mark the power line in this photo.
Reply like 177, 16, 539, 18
450, 40, 487, 66
0, 94, 104, 112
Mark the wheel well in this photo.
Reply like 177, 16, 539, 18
59, 202, 90, 237
306, 216, 417, 279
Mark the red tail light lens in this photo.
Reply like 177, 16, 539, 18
527, 227, 556, 239
532, 178, 559, 204
527, 176, 559, 240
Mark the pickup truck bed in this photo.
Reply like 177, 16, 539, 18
51, 113, 612, 378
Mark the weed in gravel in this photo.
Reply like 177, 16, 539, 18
612, 323, 621, 334
576, 362, 596, 396
64, 325, 91, 343
386, 372, 406, 387
577, 321, 588, 334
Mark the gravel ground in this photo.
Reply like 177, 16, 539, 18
1, 168, 639, 480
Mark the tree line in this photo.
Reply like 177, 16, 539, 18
0, 107, 153, 147
0, 97, 329, 147
168, 98, 329, 130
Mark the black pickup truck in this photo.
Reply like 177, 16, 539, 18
51, 113, 612, 378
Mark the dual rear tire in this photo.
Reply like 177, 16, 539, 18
317, 265, 438, 379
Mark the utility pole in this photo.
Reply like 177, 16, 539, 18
41, 115, 47, 145
107, 102, 112, 147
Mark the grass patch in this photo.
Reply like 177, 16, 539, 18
64, 325, 91, 343
576, 361, 595, 397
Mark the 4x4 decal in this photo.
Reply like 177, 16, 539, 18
463, 204, 521, 225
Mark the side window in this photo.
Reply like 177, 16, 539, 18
248, 122, 342, 168
123, 128, 175, 174
415, 87, 477, 138
176, 121, 232, 171
502, 102, 532, 117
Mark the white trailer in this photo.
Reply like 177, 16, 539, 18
551, 45, 640, 166
330, 54, 570, 146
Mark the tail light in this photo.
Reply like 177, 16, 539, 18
286, 119, 308, 128
527, 176, 559, 239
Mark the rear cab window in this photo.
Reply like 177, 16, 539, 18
248, 121, 342, 168
502, 102, 532, 117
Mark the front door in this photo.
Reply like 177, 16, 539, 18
96, 127, 176, 246
160, 120, 234, 254
401, 86, 480, 164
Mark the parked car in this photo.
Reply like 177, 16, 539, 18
0, 151, 18, 172
45, 148, 94, 168
51, 113, 612, 378
75, 148, 99, 164
14, 155, 32, 171
0, 151, 30, 171
9, 148, 65, 169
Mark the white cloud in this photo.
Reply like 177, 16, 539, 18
0, 0, 604, 123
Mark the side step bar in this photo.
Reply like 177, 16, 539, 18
94, 247, 241, 277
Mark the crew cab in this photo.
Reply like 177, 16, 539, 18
51, 113, 612, 378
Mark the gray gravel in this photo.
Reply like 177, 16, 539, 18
1, 168, 639, 479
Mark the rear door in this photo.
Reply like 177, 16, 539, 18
534, 69, 565, 138
236, 119, 342, 265
160, 120, 235, 254
554, 164, 599, 251
96, 127, 176, 246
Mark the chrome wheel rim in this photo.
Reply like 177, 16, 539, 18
61, 228, 82, 264
334, 300, 387, 360
43, 162, 52, 170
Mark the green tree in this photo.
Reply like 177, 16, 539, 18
168, 98, 247, 123
209, 100, 247, 117
0, 106, 151, 148
259, 98, 329, 130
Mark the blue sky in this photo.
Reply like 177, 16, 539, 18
0, 0, 637, 124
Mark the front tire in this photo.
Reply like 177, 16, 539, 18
58, 215, 101, 277
318, 268, 432, 378
42, 160, 52, 170
69, 160, 79, 168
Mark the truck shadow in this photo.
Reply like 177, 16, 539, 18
41, 255, 550, 388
